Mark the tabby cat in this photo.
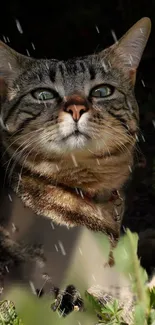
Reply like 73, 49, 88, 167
0, 17, 151, 310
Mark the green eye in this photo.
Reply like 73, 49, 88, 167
90, 85, 114, 98
32, 89, 57, 101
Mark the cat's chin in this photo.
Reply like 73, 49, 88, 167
61, 133, 90, 151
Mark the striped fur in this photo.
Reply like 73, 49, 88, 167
0, 18, 151, 245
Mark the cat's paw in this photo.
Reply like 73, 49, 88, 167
51, 284, 84, 316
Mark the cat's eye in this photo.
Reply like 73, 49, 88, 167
90, 85, 114, 98
32, 89, 57, 101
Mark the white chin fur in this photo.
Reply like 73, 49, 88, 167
42, 134, 89, 154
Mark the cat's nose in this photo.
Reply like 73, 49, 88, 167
64, 104, 88, 122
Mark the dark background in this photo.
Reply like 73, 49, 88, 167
1, 0, 155, 273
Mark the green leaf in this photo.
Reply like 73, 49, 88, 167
134, 304, 146, 325
149, 288, 155, 309
113, 229, 149, 308
0, 300, 23, 325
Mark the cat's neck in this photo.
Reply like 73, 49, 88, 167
14, 147, 133, 194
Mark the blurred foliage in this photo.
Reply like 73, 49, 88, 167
1, 230, 155, 325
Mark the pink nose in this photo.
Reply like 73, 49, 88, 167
65, 104, 88, 121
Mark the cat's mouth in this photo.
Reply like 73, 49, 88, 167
62, 129, 91, 141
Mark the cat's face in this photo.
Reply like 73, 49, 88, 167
0, 18, 151, 163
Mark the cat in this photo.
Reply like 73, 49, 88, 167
0, 17, 151, 314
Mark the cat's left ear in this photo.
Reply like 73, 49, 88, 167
111, 17, 151, 82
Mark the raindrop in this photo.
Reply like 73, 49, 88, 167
141, 79, 145, 87
3, 35, 7, 43
29, 281, 37, 295
45, 62, 49, 69
79, 189, 84, 199
135, 134, 139, 142
152, 120, 155, 128
108, 60, 112, 68
123, 248, 128, 258
95, 25, 100, 34
101, 60, 108, 73
51, 222, 55, 229
6, 37, 10, 43
8, 62, 12, 71
58, 241, 66, 256
15, 19, 23, 34
55, 164, 59, 171
54, 244, 58, 252
5, 266, 9, 273
114, 207, 119, 216
128, 273, 133, 280
75, 188, 79, 195
127, 100, 133, 113
31, 42, 35, 50
92, 274, 96, 281
141, 134, 145, 142
12, 223, 17, 233
79, 247, 83, 256
26, 49, 30, 56
71, 154, 78, 167
111, 29, 117, 43
8, 193, 12, 202
128, 165, 132, 173
0, 287, 3, 294
96, 158, 100, 165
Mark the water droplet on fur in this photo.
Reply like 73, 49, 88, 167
75, 188, 79, 195
135, 134, 139, 142
8, 62, 12, 70
101, 60, 108, 73
128, 54, 133, 66
126, 100, 133, 113
55, 164, 59, 171
79, 189, 84, 199
128, 165, 132, 173
71, 154, 78, 167
15, 19, 23, 34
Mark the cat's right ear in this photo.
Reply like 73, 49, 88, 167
0, 41, 30, 99
0, 41, 29, 80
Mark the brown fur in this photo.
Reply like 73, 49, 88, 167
0, 18, 151, 247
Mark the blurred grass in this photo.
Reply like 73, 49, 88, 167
1, 230, 155, 325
